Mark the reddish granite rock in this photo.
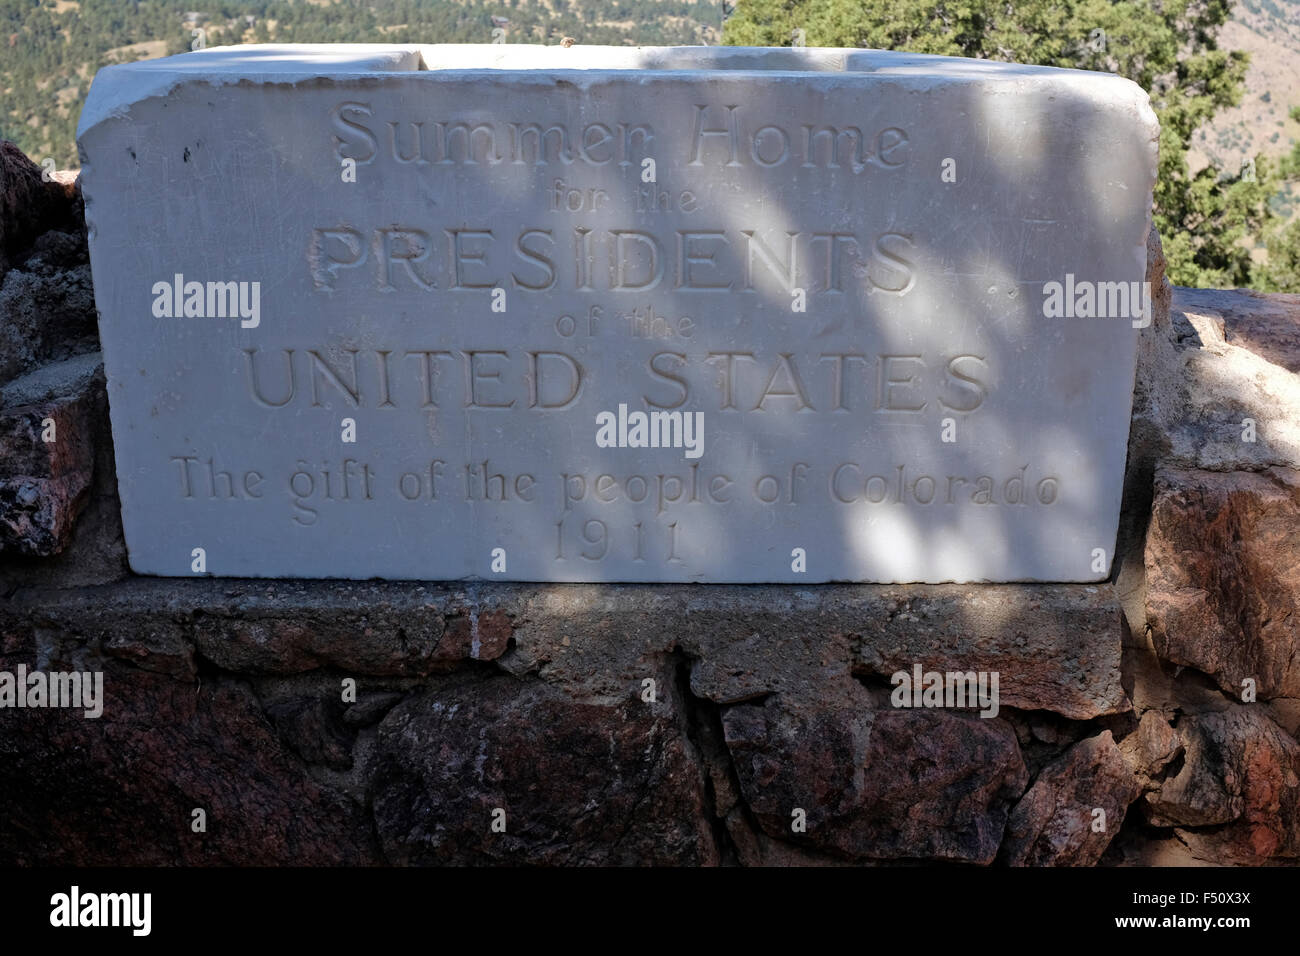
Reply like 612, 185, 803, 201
371, 669, 718, 865
722, 694, 1027, 864
0, 141, 80, 276
1119, 711, 1183, 790
265, 695, 355, 771
1130, 287, 1300, 474
0, 659, 373, 865
0, 385, 95, 556
1002, 731, 1141, 866
1174, 287, 1300, 374
1144, 707, 1300, 864
1146, 465, 1300, 700
0, 145, 92, 387
0, 249, 96, 386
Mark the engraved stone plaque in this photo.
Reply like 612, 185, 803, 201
77, 45, 1158, 582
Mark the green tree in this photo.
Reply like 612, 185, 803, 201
724, 0, 1297, 291
1254, 106, 1300, 291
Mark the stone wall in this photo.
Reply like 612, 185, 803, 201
2, 144, 1298, 866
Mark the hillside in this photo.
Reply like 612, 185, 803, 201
0, 0, 720, 170
1189, 0, 1300, 223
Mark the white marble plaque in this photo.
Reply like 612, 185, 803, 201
77, 44, 1157, 582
